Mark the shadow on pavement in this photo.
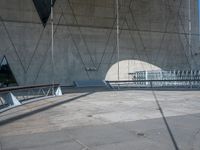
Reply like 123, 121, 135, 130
0, 92, 94, 126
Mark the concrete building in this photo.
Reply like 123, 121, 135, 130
0, 0, 199, 85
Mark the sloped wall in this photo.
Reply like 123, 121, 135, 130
0, 0, 199, 85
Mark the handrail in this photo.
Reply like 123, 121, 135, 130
107, 79, 200, 89
107, 79, 200, 83
0, 84, 60, 93
0, 84, 62, 110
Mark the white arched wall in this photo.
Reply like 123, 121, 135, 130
106, 60, 161, 81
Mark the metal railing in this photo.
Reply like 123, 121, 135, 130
107, 79, 200, 89
0, 84, 62, 110
129, 70, 200, 81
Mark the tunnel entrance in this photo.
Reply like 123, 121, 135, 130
106, 60, 161, 81
106, 60, 200, 88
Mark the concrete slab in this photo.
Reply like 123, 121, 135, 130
0, 131, 83, 150
0, 89, 200, 150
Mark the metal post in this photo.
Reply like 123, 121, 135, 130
188, 0, 192, 62
198, 0, 200, 41
199, 0, 200, 40
116, 0, 120, 89
145, 70, 148, 86
0, 97, 4, 105
51, 0, 55, 96
128, 60, 130, 80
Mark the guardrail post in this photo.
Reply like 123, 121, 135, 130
150, 81, 153, 88
55, 86, 62, 96
2, 92, 21, 106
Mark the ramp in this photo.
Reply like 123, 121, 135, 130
74, 80, 108, 88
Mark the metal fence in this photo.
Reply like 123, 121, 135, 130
107, 79, 200, 89
129, 70, 200, 81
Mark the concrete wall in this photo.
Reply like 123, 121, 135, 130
0, 0, 199, 85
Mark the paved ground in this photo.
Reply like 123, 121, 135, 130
0, 88, 200, 150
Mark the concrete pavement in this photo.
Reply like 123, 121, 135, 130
0, 89, 200, 150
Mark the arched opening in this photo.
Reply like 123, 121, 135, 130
105, 60, 161, 81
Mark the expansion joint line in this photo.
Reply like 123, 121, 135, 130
0, 140, 2, 150
74, 139, 91, 150
190, 128, 200, 150
152, 90, 180, 150
149, 2, 184, 147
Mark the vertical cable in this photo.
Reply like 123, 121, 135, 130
116, 0, 120, 85
51, 0, 55, 95
188, 0, 192, 63
199, 0, 200, 40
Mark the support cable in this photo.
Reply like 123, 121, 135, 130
188, 0, 192, 58
116, 0, 120, 82
51, 0, 55, 95
106, 0, 133, 72
107, 19, 126, 71
34, 10, 63, 83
